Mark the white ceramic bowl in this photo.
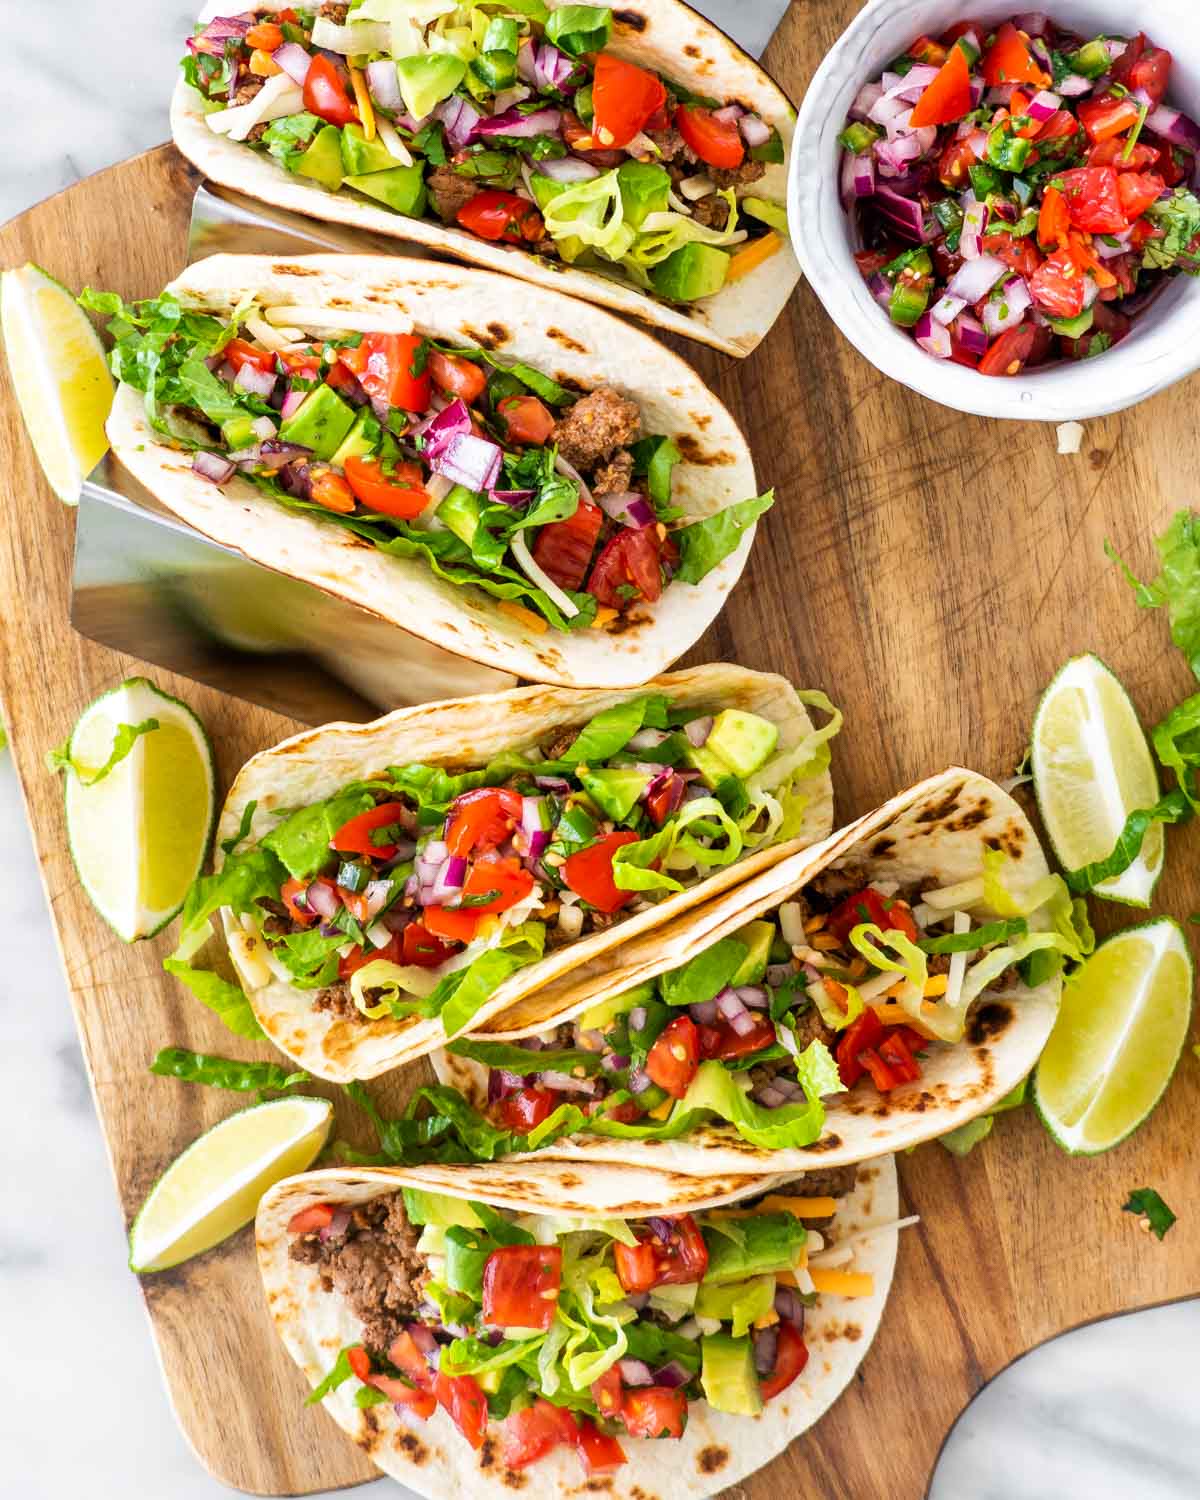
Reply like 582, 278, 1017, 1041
788, 0, 1200, 421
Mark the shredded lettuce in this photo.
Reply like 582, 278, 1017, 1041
148, 1047, 308, 1094
673, 493, 775, 586
612, 796, 744, 893
626, 190, 744, 269
540, 694, 670, 771
808, 977, 864, 1032
540, 170, 637, 262
438, 922, 547, 1035
46, 716, 159, 787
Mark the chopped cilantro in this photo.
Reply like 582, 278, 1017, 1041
1122, 1187, 1176, 1241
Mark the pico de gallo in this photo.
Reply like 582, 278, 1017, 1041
174, 687, 839, 1040
80, 286, 772, 632
288, 1174, 878, 1476
840, 16, 1200, 371
442, 845, 1089, 1152
181, 4, 789, 304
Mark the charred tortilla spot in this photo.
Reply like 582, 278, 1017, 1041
479, 1437, 497, 1471
683, 43, 700, 56
802, 1132, 842, 1153
689, 410, 712, 429
968, 1001, 1014, 1044
869, 836, 896, 858
913, 784, 968, 825
846, 1323, 863, 1341
395, 1431, 429, 1464
329, 297, 352, 307
501, 1468, 529, 1489
358, 1407, 381, 1451
613, 9, 647, 29
675, 433, 735, 466
697, 1445, 729, 1475
547, 326, 588, 353
460, 323, 508, 350
554, 372, 590, 392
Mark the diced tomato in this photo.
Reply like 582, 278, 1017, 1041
978, 321, 1040, 376
340, 333, 430, 413
427, 349, 487, 404
697, 1012, 776, 1062
980, 232, 1042, 279
614, 1214, 708, 1294
561, 829, 640, 913
909, 43, 972, 129
938, 136, 978, 189
1035, 108, 1080, 144
401, 921, 455, 968
224, 337, 275, 375
501, 1401, 579, 1469
854, 249, 892, 278
1125, 45, 1173, 107
277, 347, 322, 378
827, 886, 919, 945
496, 1086, 561, 1134
280, 875, 316, 927
460, 852, 535, 916
342, 456, 429, 519
331, 801, 410, 860
620, 1386, 688, 1440
1156, 143, 1188, 188
388, 1330, 436, 1389
562, 109, 626, 165
422, 904, 481, 944
588, 527, 664, 608
435, 1371, 488, 1449
1116, 170, 1166, 222
760, 1322, 809, 1401
457, 189, 544, 244
942, 20, 984, 45
590, 1367, 624, 1420
591, 54, 666, 150
371, 1375, 437, 1419
246, 21, 285, 50
908, 34, 948, 66
1038, 183, 1071, 248
303, 54, 358, 126
1077, 94, 1143, 144
309, 466, 356, 514
445, 787, 524, 858
347, 1346, 372, 1382
1057, 166, 1128, 234
337, 933, 401, 980
287, 1202, 335, 1234
835, 1007, 885, 1089
1129, 216, 1160, 250
532, 500, 604, 592
1110, 31, 1146, 88
644, 776, 679, 828
1008, 90, 1042, 139
674, 105, 744, 169
497, 394, 556, 446
878, 1028, 922, 1084
1088, 139, 1160, 172
1029, 248, 1086, 318
646, 1015, 700, 1099
576, 1417, 628, 1472
859, 1046, 899, 1092
980, 21, 1048, 88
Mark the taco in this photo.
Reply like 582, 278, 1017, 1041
433, 767, 1087, 1168
179, 664, 839, 1080
172, 2, 799, 356
93, 253, 770, 688
256, 1154, 900, 1497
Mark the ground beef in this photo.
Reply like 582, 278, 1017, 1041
927, 952, 951, 976
789, 1003, 837, 1054
645, 125, 694, 163
427, 165, 481, 223
290, 1193, 429, 1356
531, 236, 560, 259
710, 160, 766, 188
232, 77, 264, 107
592, 449, 633, 496
553, 387, 641, 471
313, 982, 362, 1023
690, 193, 730, 231
541, 725, 579, 760
806, 864, 870, 906
246, 122, 270, 144
319, 1, 349, 20
256, 896, 292, 937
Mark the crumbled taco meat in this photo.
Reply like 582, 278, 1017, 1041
427, 165, 482, 223
232, 77, 264, 107
592, 449, 634, 496
788, 1003, 837, 1054
553, 387, 641, 471
711, 160, 766, 189
541, 725, 580, 761
691, 194, 730, 232
319, 0, 349, 20
806, 865, 870, 904
291, 1193, 427, 1354
313, 981, 362, 1023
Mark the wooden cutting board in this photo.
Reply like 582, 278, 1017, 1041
2, 8, 1198, 1493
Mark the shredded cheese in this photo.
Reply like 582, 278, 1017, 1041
806, 1267, 875, 1298
944, 910, 971, 1015
350, 65, 376, 140
727, 232, 783, 282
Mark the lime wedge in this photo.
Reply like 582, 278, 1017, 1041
1031, 653, 1163, 906
1, 262, 113, 504
1034, 918, 1193, 1155
129, 1096, 332, 1272
61, 677, 216, 940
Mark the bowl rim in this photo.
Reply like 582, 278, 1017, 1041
787, 0, 1200, 422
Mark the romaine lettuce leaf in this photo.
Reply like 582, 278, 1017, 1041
674, 492, 775, 585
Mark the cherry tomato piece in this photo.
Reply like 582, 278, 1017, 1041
646, 1014, 700, 1099
483, 1243, 563, 1331
342, 456, 429, 519
532, 500, 604, 592
591, 53, 666, 150
303, 54, 358, 127
674, 105, 744, 169
614, 1214, 709, 1293
560, 829, 640, 913
497, 394, 556, 446
457, 189, 544, 244
760, 1322, 809, 1401
427, 350, 487, 404
330, 801, 411, 859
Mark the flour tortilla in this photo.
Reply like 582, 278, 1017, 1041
216, 663, 835, 1080
439, 767, 1062, 1168
106, 252, 761, 688
173, 0, 800, 357
256, 1155, 899, 1499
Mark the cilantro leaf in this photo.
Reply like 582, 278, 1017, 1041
1123, 1187, 1176, 1240
1141, 188, 1200, 273
1107, 510, 1200, 679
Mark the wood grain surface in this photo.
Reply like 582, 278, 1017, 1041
2, 5, 1198, 1492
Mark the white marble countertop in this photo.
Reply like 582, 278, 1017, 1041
2, 5, 1197, 1499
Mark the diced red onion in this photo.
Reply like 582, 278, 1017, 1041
849, 81, 883, 121
596, 490, 655, 529
956, 313, 989, 357
189, 14, 251, 57
305, 881, 341, 920
1058, 74, 1092, 97
1147, 106, 1200, 153
983, 277, 1032, 337
986, 84, 1016, 107
360, 879, 393, 923
959, 192, 987, 260
419, 398, 471, 460
948, 254, 1006, 302
1105, 39, 1129, 63
775, 1286, 806, 1327
318, 1206, 351, 1242
628, 1005, 648, 1032
1081, 275, 1100, 311
851, 153, 876, 197
932, 293, 966, 326
651, 1360, 692, 1388
517, 39, 538, 85
273, 41, 312, 85
684, 716, 713, 748
428, 855, 467, 905
753, 1325, 779, 1375
601, 1052, 630, 1072
435, 432, 502, 493
539, 1070, 596, 1095
535, 154, 600, 181
628, 1066, 649, 1093
193, 450, 235, 484
735, 986, 769, 1010
642, 767, 687, 820
690, 999, 719, 1024
969, 77, 984, 108
534, 41, 576, 92
738, 114, 771, 147
716, 988, 746, 1021
235, 363, 277, 398
1027, 89, 1060, 122
250, 414, 278, 441
875, 186, 930, 244
840, 152, 857, 209
914, 311, 952, 359
646, 1217, 675, 1242
874, 132, 925, 177
617, 1359, 654, 1386
365, 57, 401, 109
1095, 228, 1134, 260
712, 104, 744, 125
628, 727, 668, 751
867, 272, 892, 311
1014, 12, 1051, 36
436, 95, 483, 149
867, 93, 912, 130
766, 962, 794, 987
476, 106, 562, 140
259, 440, 311, 470
280, 388, 306, 421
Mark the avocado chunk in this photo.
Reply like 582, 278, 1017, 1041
340, 122, 399, 176
345, 164, 428, 218
396, 54, 467, 120
435, 484, 482, 546
295, 124, 345, 191
701, 1333, 763, 1416
278, 383, 358, 461
1048, 307, 1095, 338
402, 1188, 484, 1229
684, 740, 734, 790
618, 160, 670, 229
578, 979, 656, 1034
221, 412, 261, 452
695, 1274, 776, 1337
705, 709, 779, 779
742, 196, 788, 234
650, 242, 730, 303
329, 408, 379, 468
729, 920, 775, 986
579, 766, 651, 823
702, 1212, 807, 1285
